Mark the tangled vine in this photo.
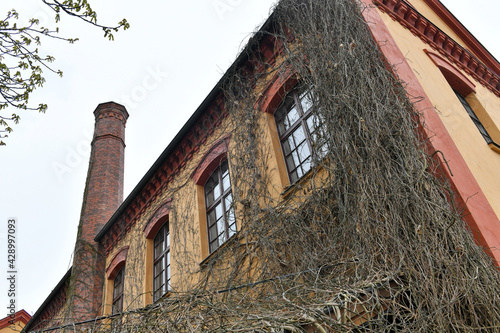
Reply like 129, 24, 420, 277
33, 0, 500, 332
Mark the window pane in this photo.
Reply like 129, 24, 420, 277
292, 125, 306, 146
213, 182, 221, 201
218, 231, 226, 244
300, 90, 314, 113
217, 218, 225, 241
285, 135, 296, 155
205, 188, 215, 207
228, 222, 237, 238
215, 203, 223, 220
286, 154, 297, 171
207, 209, 217, 227
296, 140, 311, 163
276, 107, 300, 135
154, 259, 164, 276
222, 172, 231, 192
221, 161, 229, 177
224, 194, 235, 226
154, 241, 163, 259
210, 240, 219, 253
209, 224, 218, 241
282, 138, 292, 156
205, 160, 234, 253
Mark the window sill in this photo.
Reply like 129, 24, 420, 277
280, 162, 325, 200
489, 142, 500, 154
199, 233, 238, 267
153, 290, 171, 304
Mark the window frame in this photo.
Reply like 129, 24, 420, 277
274, 87, 325, 184
112, 266, 125, 314
453, 89, 498, 148
153, 222, 170, 302
204, 159, 236, 254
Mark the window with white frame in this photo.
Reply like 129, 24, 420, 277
204, 160, 236, 253
274, 87, 326, 183
153, 223, 170, 301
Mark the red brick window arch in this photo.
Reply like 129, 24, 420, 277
144, 201, 171, 301
106, 246, 128, 314
274, 86, 326, 183
260, 72, 327, 184
425, 49, 500, 151
112, 267, 125, 314
204, 159, 235, 253
193, 136, 235, 254
152, 222, 170, 301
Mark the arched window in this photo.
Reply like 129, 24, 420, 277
105, 246, 128, 315
453, 89, 495, 146
153, 223, 170, 301
204, 160, 236, 253
112, 266, 125, 314
425, 49, 500, 151
274, 87, 326, 183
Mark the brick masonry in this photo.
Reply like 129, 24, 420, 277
70, 102, 129, 321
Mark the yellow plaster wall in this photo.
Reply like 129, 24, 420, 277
376, 5, 500, 221
102, 107, 290, 312
100, 46, 344, 316
0, 321, 25, 333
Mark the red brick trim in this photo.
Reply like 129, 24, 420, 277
373, 0, 500, 96
361, 0, 500, 264
0, 309, 31, 329
192, 135, 231, 185
424, 49, 476, 95
92, 133, 126, 148
144, 200, 171, 239
98, 30, 282, 256
94, 102, 129, 125
259, 69, 298, 114
26, 270, 70, 331
106, 246, 129, 279
422, 0, 500, 76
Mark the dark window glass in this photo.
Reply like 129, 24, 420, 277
275, 88, 326, 183
112, 266, 125, 314
204, 160, 235, 253
454, 90, 493, 145
153, 223, 170, 302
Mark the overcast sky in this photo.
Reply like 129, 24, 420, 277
0, 0, 498, 318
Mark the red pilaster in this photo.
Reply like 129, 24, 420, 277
359, 0, 500, 264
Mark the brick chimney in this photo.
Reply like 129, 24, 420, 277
68, 102, 129, 321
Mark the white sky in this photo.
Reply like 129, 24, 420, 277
0, 0, 498, 318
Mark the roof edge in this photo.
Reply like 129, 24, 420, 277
94, 10, 277, 242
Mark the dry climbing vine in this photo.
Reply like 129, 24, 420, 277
31, 0, 500, 332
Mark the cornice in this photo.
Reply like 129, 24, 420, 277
0, 310, 31, 329
99, 100, 227, 255
97, 32, 282, 256
373, 0, 500, 97
24, 269, 71, 332
422, 0, 500, 75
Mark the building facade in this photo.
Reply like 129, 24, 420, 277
0, 310, 31, 333
24, 0, 500, 332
